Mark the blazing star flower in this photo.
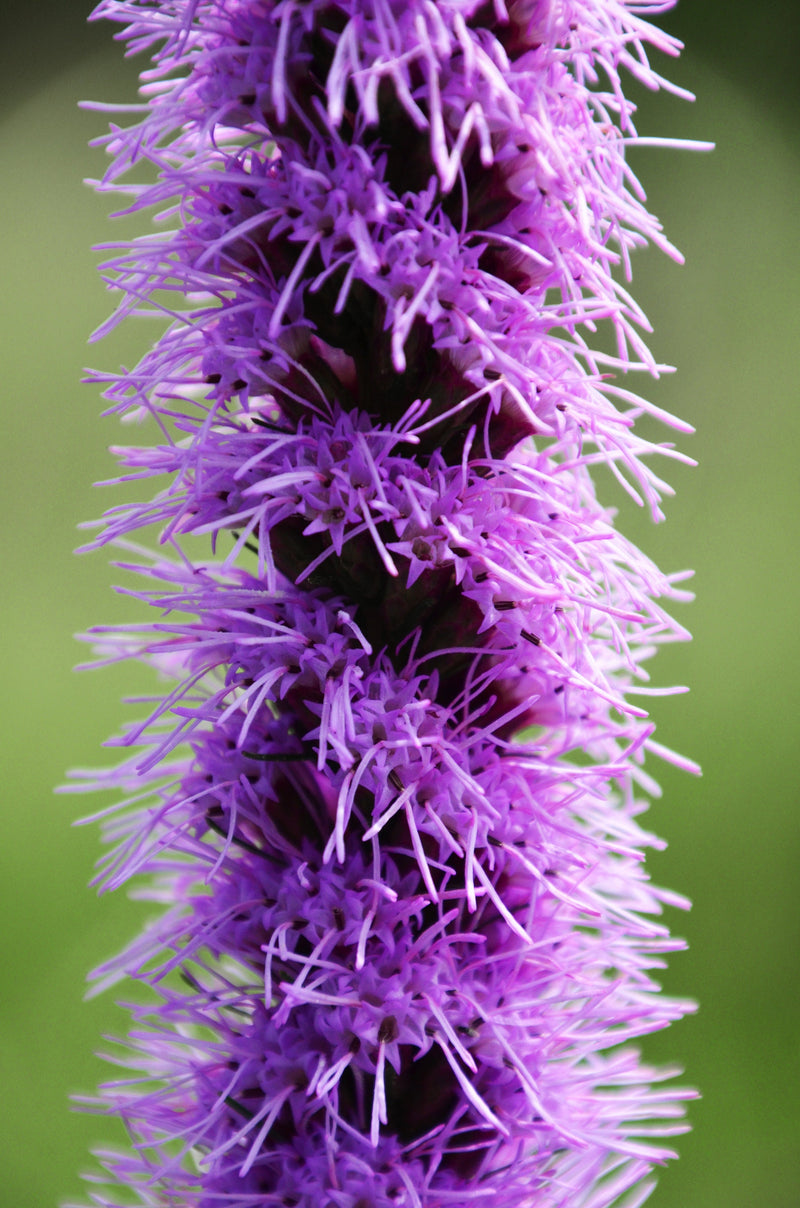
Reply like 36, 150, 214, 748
73, 2, 703, 1205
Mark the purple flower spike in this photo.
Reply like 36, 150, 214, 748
74, 2, 702, 1205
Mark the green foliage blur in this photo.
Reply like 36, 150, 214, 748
2, 5, 798, 1207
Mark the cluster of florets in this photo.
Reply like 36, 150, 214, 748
77, 1, 696, 1206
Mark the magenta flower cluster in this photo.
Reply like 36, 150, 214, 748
76, 2, 698, 1206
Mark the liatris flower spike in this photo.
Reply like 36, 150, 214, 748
73, 2, 707, 1206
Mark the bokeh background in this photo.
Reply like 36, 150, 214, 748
2, 3, 798, 1206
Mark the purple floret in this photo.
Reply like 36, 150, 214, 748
74, 2, 699, 1205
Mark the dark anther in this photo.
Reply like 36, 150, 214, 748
450, 546, 469, 557
553, 684, 564, 694
218, 203, 233, 216
548, 512, 559, 520
241, 186, 256, 198
412, 537, 433, 561
521, 630, 541, 645
495, 600, 516, 611
239, 93, 256, 105
483, 368, 502, 380
474, 571, 489, 583
556, 403, 567, 412
349, 1035, 361, 1054
333, 906, 345, 931
231, 529, 259, 556
206, 814, 268, 859
225, 1095, 254, 1120
179, 968, 203, 992
232, 378, 247, 390
205, 373, 221, 384
241, 749, 314, 762
388, 768, 404, 792
378, 1015, 399, 1044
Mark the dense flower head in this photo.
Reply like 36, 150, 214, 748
74, 1, 700, 1206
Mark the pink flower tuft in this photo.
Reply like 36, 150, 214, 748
73, 3, 701, 1205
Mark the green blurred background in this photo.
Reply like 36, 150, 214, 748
1, 4, 798, 1206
